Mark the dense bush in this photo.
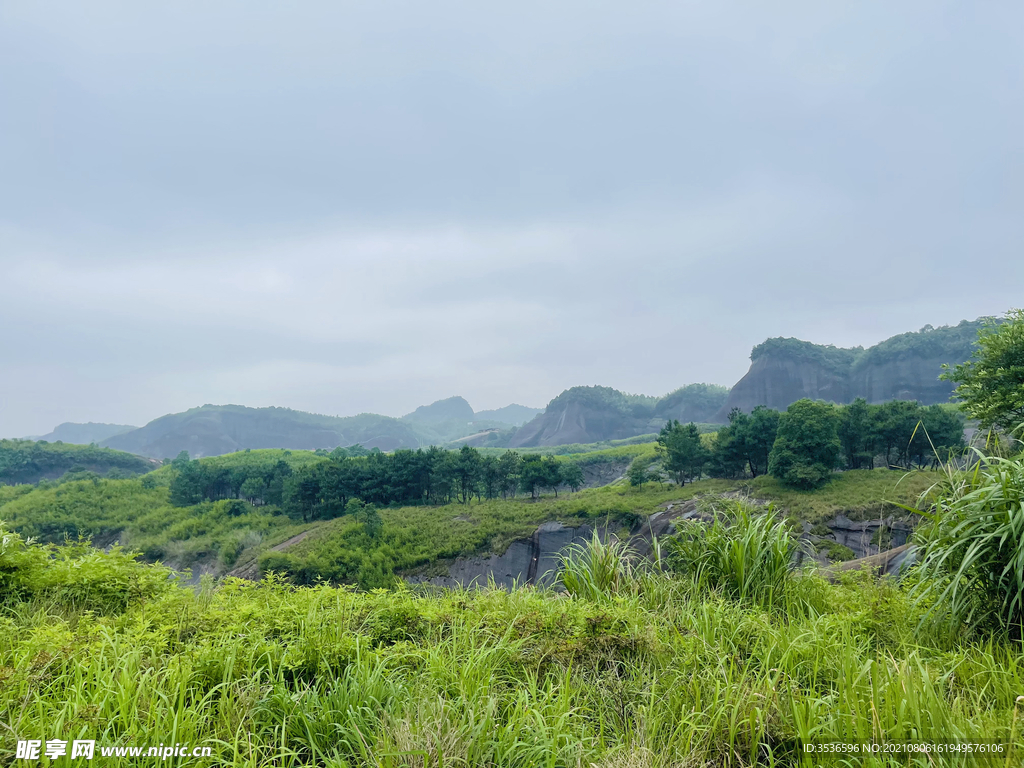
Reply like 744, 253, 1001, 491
942, 308, 1024, 433
0, 525, 170, 612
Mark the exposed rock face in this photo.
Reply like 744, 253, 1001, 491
847, 354, 961, 404
716, 319, 985, 419
508, 384, 727, 448
406, 522, 606, 589
821, 514, 914, 558
718, 354, 848, 416
508, 400, 659, 448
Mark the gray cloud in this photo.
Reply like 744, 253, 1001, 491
1, 1, 1022, 436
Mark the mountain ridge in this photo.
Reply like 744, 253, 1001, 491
716, 318, 986, 419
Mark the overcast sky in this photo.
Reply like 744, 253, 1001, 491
1, 1, 1022, 437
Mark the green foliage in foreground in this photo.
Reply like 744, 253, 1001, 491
2, 525, 1023, 766
0, 438, 154, 485
911, 447, 1024, 638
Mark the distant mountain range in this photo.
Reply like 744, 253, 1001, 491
27, 399, 542, 459
27, 422, 137, 445
18, 317, 988, 457
507, 318, 987, 447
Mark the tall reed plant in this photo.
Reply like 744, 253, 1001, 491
909, 447, 1024, 637
666, 499, 802, 609
557, 531, 635, 601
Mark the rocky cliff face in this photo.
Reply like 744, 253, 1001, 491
847, 353, 961, 404
715, 319, 985, 419
508, 384, 727, 448
717, 354, 848, 416
508, 399, 660, 448
405, 521, 608, 589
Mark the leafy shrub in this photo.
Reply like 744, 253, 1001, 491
260, 551, 297, 576
0, 525, 49, 602
0, 525, 169, 612
815, 540, 856, 562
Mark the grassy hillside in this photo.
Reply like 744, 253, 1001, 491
0, 438, 155, 485
284, 465, 940, 588
1, 522, 1021, 766
0, 434, 940, 588
0, 477, 304, 568
258, 468, 938, 589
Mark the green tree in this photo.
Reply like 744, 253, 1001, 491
744, 406, 781, 477
657, 420, 709, 485
454, 445, 482, 504
709, 412, 749, 478
768, 399, 841, 489
873, 400, 924, 468
541, 455, 563, 497
838, 398, 878, 469
284, 471, 321, 523
496, 450, 523, 499
916, 405, 966, 467
627, 456, 649, 488
347, 498, 382, 539
169, 459, 206, 506
942, 309, 1024, 433
560, 462, 585, 493
519, 456, 547, 499
239, 476, 266, 506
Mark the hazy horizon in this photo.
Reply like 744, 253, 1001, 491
2, 1, 1022, 437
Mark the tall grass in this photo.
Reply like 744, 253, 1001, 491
909, 446, 1024, 637
557, 531, 636, 601
2, 527, 1024, 766
665, 499, 803, 608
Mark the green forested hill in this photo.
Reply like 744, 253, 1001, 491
0, 439, 156, 485
98, 403, 535, 459
101, 404, 428, 459
749, 318, 987, 371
